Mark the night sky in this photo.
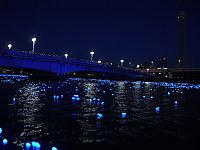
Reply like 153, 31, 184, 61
0, 0, 200, 67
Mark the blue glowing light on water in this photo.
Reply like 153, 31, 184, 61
31, 141, 40, 149
25, 142, 31, 149
155, 107, 160, 113
121, 112, 127, 118
0, 77, 200, 149
2, 139, 8, 145
97, 113, 103, 119
52, 147, 58, 150
0, 128, 2, 134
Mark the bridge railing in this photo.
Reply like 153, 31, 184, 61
0, 49, 147, 77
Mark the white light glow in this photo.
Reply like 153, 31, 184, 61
32, 37, 36, 42
8, 44, 12, 49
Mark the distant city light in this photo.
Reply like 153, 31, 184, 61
178, 59, 181, 63
136, 65, 140, 68
97, 60, 101, 63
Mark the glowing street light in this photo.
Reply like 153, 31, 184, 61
178, 59, 181, 63
65, 53, 68, 58
90, 51, 94, 61
136, 64, 140, 69
120, 59, 124, 67
8, 44, 12, 50
97, 60, 101, 63
31, 37, 36, 53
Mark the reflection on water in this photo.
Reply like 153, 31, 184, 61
77, 81, 104, 143
0, 77, 200, 149
11, 83, 48, 147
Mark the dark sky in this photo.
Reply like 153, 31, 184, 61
0, 0, 200, 67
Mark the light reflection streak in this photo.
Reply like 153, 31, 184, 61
75, 81, 104, 143
12, 83, 48, 147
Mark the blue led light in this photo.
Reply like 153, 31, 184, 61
0, 128, 2, 134
97, 113, 103, 119
32, 141, 40, 149
155, 107, 160, 113
121, 112, 127, 118
72, 96, 80, 101
32, 141, 37, 147
25, 142, 31, 149
73, 95, 79, 97
168, 92, 171, 96
3, 139, 8, 145
52, 147, 58, 150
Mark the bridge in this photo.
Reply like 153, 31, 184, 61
0, 49, 149, 80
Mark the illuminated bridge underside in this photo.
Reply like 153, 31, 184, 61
0, 50, 148, 79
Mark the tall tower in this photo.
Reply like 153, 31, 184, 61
177, 0, 187, 68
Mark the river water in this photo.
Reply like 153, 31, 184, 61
0, 75, 200, 150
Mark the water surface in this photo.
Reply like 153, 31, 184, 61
0, 76, 200, 150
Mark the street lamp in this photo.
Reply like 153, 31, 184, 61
120, 59, 124, 67
90, 51, 94, 61
97, 60, 101, 64
65, 53, 68, 58
8, 44, 12, 50
32, 37, 36, 53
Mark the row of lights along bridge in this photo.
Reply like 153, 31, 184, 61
5, 36, 170, 69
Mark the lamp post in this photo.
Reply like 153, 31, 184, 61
90, 51, 94, 61
8, 44, 12, 50
120, 59, 124, 67
32, 37, 36, 53
97, 60, 101, 64
65, 53, 68, 59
